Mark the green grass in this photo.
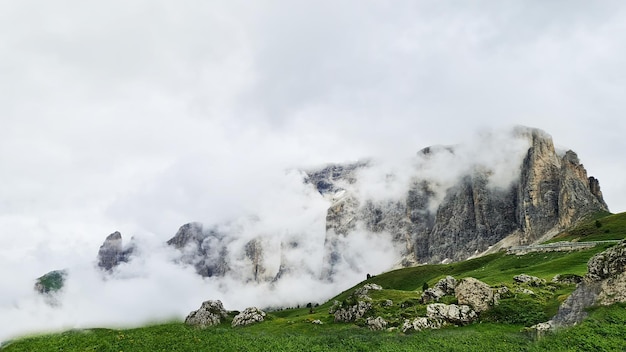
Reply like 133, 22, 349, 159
5, 222, 626, 352
546, 211, 626, 243
5, 305, 626, 351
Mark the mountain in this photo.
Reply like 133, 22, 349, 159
314, 127, 608, 277
40, 126, 609, 286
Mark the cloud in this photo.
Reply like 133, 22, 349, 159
1, 0, 626, 341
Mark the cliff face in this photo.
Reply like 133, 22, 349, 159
94, 127, 608, 282
97, 231, 134, 271
319, 127, 608, 274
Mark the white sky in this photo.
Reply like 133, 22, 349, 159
2, 0, 626, 341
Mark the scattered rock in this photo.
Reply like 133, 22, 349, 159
366, 316, 388, 330
514, 274, 546, 286
329, 300, 342, 314
426, 303, 477, 325
402, 317, 445, 332
311, 319, 323, 325
421, 276, 457, 303
232, 307, 266, 327
185, 300, 228, 328
334, 301, 372, 322
382, 299, 393, 307
551, 274, 583, 285
354, 283, 383, 298
528, 321, 554, 339
454, 277, 494, 312
494, 286, 513, 303
516, 288, 535, 295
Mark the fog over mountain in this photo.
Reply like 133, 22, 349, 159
2, 0, 626, 342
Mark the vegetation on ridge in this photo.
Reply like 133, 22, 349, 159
5, 212, 626, 351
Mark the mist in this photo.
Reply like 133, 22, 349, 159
3, 0, 626, 343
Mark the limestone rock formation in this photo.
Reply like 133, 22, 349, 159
402, 317, 445, 332
426, 303, 477, 325
317, 127, 608, 275
232, 307, 266, 327
454, 277, 494, 312
185, 300, 229, 328
421, 276, 457, 303
97, 232, 134, 271
514, 274, 546, 286
333, 301, 372, 323
366, 316, 388, 330
353, 283, 383, 299
547, 240, 626, 328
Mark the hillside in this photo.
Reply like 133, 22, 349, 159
5, 221, 626, 351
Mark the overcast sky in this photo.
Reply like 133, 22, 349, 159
2, 0, 626, 340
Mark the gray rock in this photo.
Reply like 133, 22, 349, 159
232, 307, 266, 327
366, 316, 388, 331
311, 319, 323, 325
426, 303, 477, 325
97, 232, 134, 271
421, 276, 457, 303
514, 274, 546, 286
318, 127, 608, 276
166, 223, 230, 278
550, 240, 626, 327
551, 274, 583, 285
516, 288, 535, 295
329, 300, 342, 314
382, 299, 393, 307
185, 300, 228, 328
354, 283, 383, 298
455, 277, 494, 312
401, 317, 445, 332
333, 301, 372, 323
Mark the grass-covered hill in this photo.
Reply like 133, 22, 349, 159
4, 212, 626, 352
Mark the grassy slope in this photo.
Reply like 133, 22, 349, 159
546, 211, 626, 243
4, 242, 619, 352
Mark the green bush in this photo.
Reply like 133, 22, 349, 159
481, 298, 547, 326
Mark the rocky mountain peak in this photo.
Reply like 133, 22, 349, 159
97, 231, 134, 271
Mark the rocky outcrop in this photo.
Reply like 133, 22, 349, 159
421, 276, 457, 303
552, 274, 583, 285
34, 269, 67, 295
232, 307, 266, 327
514, 274, 546, 286
333, 301, 372, 323
426, 303, 477, 325
318, 127, 608, 275
97, 232, 134, 271
366, 316, 388, 330
402, 317, 445, 332
185, 300, 229, 328
548, 240, 626, 328
354, 283, 383, 299
454, 277, 494, 312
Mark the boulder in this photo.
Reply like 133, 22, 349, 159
311, 319, 323, 325
426, 303, 477, 325
551, 274, 583, 285
334, 301, 372, 322
354, 283, 383, 298
514, 274, 546, 286
366, 316, 388, 331
232, 307, 266, 327
421, 276, 457, 303
97, 232, 134, 271
402, 317, 445, 332
455, 277, 494, 312
382, 299, 393, 307
185, 300, 228, 328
